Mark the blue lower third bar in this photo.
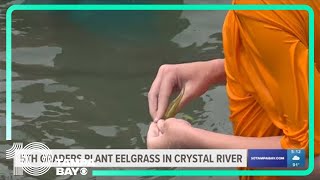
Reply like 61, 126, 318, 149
248, 149, 305, 168
248, 149, 287, 168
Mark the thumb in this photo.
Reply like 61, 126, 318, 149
147, 122, 160, 138
157, 119, 166, 133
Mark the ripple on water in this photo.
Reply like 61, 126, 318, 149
88, 126, 128, 137
0, 46, 62, 67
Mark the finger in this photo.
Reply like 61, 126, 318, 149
157, 119, 165, 134
148, 67, 164, 120
155, 75, 175, 121
147, 122, 160, 138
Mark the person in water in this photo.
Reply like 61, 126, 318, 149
146, 0, 320, 179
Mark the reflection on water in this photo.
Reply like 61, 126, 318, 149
0, 0, 234, 179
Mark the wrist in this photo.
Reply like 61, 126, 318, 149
184, 127, 221, 149
177, 126, 198, 148
179, 126, 215, 149
207, 59, 226, 86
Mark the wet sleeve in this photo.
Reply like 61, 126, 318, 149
234, 10, 310, 152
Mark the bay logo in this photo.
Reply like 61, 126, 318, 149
56, 167, 88, 176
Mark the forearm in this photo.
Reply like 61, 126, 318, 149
183, 127, 320, 178
186, 127, 281, 149
206, 59, 226, 85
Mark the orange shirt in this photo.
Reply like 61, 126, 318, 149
222, 0, 320, 179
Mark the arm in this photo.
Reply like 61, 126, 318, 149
186, 127, 282, 149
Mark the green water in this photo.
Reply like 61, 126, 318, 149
0, 0, 234, 179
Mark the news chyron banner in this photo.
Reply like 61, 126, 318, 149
6, 142, 305, 177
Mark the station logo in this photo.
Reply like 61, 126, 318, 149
6, 142, 88, 176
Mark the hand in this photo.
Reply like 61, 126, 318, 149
147, 118, 193, 149
148, 59, 225, 121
